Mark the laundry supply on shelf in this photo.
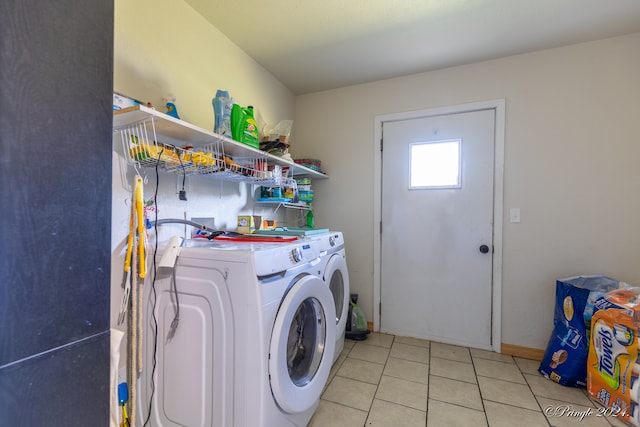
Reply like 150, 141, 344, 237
163, 94, 180, 119
238, 215, 262, 234
231, 103, 259, 149
212, 89, 233, 136
113, 92, 142, 110
294, 158, 323, 173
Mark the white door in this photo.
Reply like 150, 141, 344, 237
380, 108, 496, 349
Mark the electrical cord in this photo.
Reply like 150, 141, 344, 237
166, 263, 180, 343
142, 149, 163, 427
168, 144, 187, 200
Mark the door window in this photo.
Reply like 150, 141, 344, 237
409, 139, 461, 189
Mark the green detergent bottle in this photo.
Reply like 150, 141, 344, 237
231, 104, 259, 149
306, 209, 314, 228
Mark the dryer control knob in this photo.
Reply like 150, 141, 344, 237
290, 247, 303, 263
329, 236, 336, 247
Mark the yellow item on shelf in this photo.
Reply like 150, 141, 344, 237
262, 219, 277, 230
128, 143, 179, 165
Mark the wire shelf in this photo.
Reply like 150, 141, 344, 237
115, 116, 295, 186
118, 119, 224, 174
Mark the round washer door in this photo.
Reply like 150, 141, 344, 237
324, 252, 350, 334
269, 274, 336, 414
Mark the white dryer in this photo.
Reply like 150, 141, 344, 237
138, 237, 336, 427
310, 231, 350, 363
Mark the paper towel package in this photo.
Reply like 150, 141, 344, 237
587, 288, 640, 425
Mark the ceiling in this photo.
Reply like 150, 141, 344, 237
184, 0, 640, 95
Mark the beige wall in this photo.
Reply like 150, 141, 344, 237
295, 33, 640, 350
114, 0, 295, 132
111, 0, 296, 330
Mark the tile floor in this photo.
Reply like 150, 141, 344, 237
308, 333, 628, 427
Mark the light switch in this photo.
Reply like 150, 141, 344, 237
510, 208, 521, 223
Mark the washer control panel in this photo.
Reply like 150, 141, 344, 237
290, 247, 303, 263
253, 242, 319, 276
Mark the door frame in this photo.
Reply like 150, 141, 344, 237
373, 99, 505, 352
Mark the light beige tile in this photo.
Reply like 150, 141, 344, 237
537, 397, 611, 427
308, 399, 368, 427
349, 342, 391, 365
514, 357, 542, 375
474, 358, 526, 384
338, 344, 352, 359
427, 399, 487, 427
364, 332, 395, 349
430, 357, 477, 384
337, 357, 384, 384
471, 348, 515, 364
383, 357, 429, 385
325, 335, 616, 427
322, 376, 377, 411
477, 376, 539, 410
334, 350, 348, 367
606, 412, 633, 427
375, 375, 428, 411
390, 342, 429, 363
365, 398, 426, 427
394, 335, 430, 348
326, 360, 341, 391
430, 342, 472, 363
343, 339, 356, 350
524, 373, 593, 406
429, 375, 483, 411
483, 400, 549, 427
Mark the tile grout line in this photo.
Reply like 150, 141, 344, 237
517, 359, 554, 427
429, 354, 474, 365
505, 357, 553, 427
469, 350, 491, 426
363, 335, 394, 426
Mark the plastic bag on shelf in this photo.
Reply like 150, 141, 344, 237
263, 120, 293, 143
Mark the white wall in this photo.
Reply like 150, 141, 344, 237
294, 33, 640, 350
111, 0, 296, 330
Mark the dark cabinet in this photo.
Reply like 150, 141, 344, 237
0, 0, 113, 425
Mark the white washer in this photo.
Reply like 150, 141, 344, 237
138, 237, 336, 427
308, 231, 350, 363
